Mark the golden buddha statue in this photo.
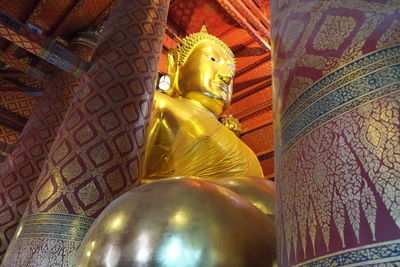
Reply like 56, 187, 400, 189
143, 26, 263, 182
77, 27, 276, 267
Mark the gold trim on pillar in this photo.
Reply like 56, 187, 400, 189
3, 213, 94, 266
279, 45, 400, 157
294, 239, 400, 267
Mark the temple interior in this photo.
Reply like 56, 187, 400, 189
0, 0, 274, 179
0, 0, 399, 266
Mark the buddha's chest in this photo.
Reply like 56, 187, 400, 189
151, 115, 251, 177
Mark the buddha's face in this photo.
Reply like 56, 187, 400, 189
176, 40, 235, 116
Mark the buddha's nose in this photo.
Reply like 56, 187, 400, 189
218, 74, 233, 85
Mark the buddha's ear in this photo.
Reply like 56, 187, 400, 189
163, 49, 179, 96
167, 49, 178, 78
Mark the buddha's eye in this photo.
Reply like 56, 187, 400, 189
209, 56, 216, 62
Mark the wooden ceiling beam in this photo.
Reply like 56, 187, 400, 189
0, 0, 40, 23
0, 12, 90, 77
0, 50, 50, 81
53, 0, 114, 38
0, 70, 47, 88
0, 106, 27, 132
240, 0, 270, 29
229, 0, 270, 40
215, 0, 270, 52
27, 0, 79, 34
0, 77, 43, 96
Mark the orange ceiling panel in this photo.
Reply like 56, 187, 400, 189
234, 61, 271, 92
0, 91, 38, 118
169, 0, 237, 36
0, 125, 20, 144
220, 28, 253, 51
241, 123, 274, 154
28, 0, 79, 34
0, 0, 40, 22
53, 0, 113, 38
230, 81, 272, 118
259, 156, 273, 177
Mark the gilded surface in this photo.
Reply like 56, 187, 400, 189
144, 92, 263, 181
143, 28, 263, 181
77, 178, 276, 267
219, 114, 243, 137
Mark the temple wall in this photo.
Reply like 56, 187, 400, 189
271, 0, 400, 266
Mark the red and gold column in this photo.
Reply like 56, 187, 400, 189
271, 1, 400, 266
0, 33, 96, 260
2, 0, 169, 265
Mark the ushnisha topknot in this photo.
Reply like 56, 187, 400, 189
176, 25, 236, 68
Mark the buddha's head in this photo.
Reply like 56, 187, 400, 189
167, 26, 236, 116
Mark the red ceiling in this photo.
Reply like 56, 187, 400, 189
169, 0, 237, 36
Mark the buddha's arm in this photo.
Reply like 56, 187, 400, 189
142, 95, 164, 180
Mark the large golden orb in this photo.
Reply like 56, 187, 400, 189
77, 178, 276, 267
210, 176, 275, 218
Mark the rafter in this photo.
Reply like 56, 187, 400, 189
0, 12, 90, 77
0, 106, 27, 131
0, 77, 43, 95
241, 0, 270, 29
230, 0, 270, 40
215, 0, 270, 52
0, 50, 49, 81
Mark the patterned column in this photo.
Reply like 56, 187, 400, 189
0, 35, 96, 261
271, 1, 400, 266
2, 0, 169, 266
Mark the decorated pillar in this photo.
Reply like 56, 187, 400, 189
0, 32, 96, 260
272, 1, 400, 266
2, 0, 169, 266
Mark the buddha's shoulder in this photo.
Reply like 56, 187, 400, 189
154, 91, 184, 110
153, 91, 214, 119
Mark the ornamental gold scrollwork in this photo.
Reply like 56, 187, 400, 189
275, 46, 400, 265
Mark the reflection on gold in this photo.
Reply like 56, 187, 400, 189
109, 215, 124, 230
14, 226, 22, 239
77, 178, 276, 267
209, 176, 275, 217
171, 210, 188, 227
